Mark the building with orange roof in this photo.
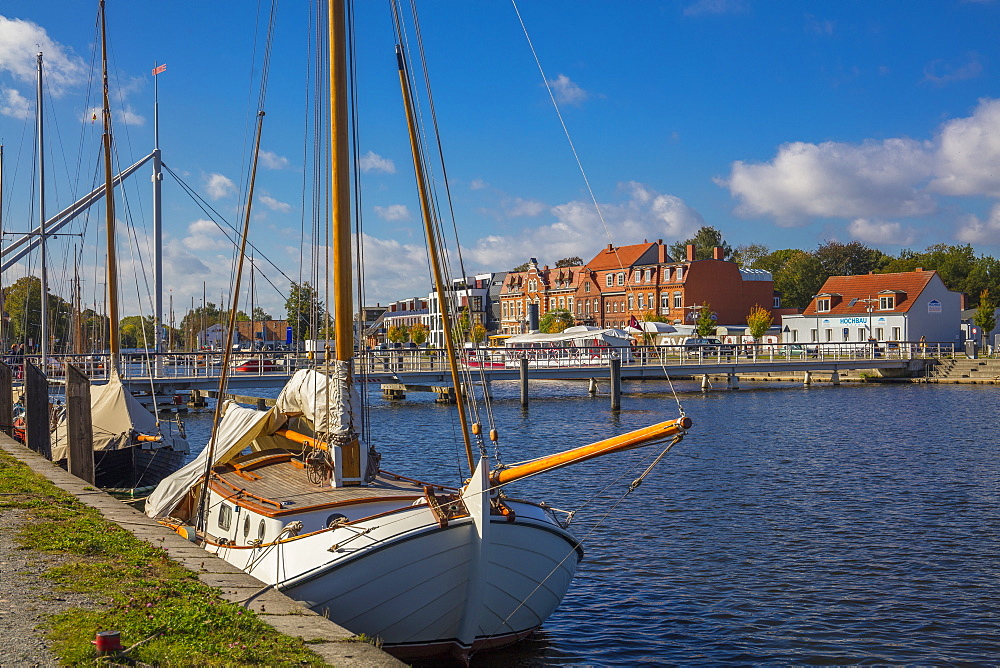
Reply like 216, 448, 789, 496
499, 259, 585, 334
781, 268, 962, 345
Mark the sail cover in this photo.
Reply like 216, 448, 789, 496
274, 365, 357, 435
51, 372, 188, 462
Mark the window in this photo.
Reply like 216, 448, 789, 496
218, 504, 232, 531
825, 329, 833, 342
773, 296, 781, 308
559, 297, 565, 309
792, 330, 798, 342
676, 267, 684, 281
810, 329, 818, 342
584, 282, 591, 293
617, 272, 625, 286
633, 269, 642, 283
258, 520, 266, 541
606, 274, 614, 287
875, 327, 884, 340
637, 294, 645, 310
664, 267, 672, 282
661, 294, 669, 310
858, 328, 867, 341
628, 295, 634, 310
673, 292, 682, 308
647, 293, 654, 310
243, 514, 251, 538
645, 268, 652, 282
892, 327, 901, 340
593, 298, 599, 312
879, 295, 895, 310
568, 297, 573, 312
816, 298, 831, 312
606, 302, 611, 313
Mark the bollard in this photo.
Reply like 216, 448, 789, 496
520, 357, 529, 408
610, 357, 621, 411
803, 370, 812, 386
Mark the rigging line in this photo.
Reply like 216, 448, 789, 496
510, 1, 635, 274
159, 163, 291, 297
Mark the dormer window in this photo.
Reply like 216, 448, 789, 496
617, 272, 625, 286
879, 295, 895, 310
816, 298, 831, 312
675, 267, 684, 281
605, 274, 613, 287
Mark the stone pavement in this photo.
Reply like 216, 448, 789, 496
0, 435, 402, 667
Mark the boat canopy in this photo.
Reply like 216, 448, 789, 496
505, 328, 633, 348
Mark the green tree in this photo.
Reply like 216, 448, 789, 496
880, 244, 999, 306
669, 226, 732, 262
555, 256, 583, 267
774, 251, 825, 309
745, 305, 773, 340
285, 281, 325, 343
973, 289, 997, 349
119, 315, 156, 349
694, 303, 716, 337
539, 308, 574, 333
730, 243, 770, 269
3, 275, 72, 352
251, 306, 272, 321
409, 322, 429, 346
511, 261, 530, 272
179, 302, 223, 349
815, 240, 888, 277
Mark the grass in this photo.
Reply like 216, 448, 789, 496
0, 449, 327, 666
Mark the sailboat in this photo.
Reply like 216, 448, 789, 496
50, 0, 188, 493
146, 1, 691, 660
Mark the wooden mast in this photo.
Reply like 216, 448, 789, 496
329, 0, 362, 482
100, 0, 120, 373
395, 45, 475, 475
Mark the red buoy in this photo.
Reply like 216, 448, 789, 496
93, 630, 124, 653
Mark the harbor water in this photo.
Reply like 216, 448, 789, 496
181, 379, 1000, 665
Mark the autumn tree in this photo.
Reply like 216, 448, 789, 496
745, 305, 774, 341
470, 322, 487, 344
539, 308, 574, 333
409, 322, 429, 346
386, 324, 410, 344
669, 226, 732, 262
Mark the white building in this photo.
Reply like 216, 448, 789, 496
426, 273, 500, 348
781, 269, 963, 345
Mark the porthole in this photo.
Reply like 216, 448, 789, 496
243, 514, 251, 538
218, 504, 232, 531
258, 520, 266, 541
326, 513, 348, 528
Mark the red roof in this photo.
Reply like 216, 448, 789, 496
803, 271, 938, 315
586, 242, 657, 271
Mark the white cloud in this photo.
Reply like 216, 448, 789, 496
359, 151, 395, 174
721, 138, 936, 225
204, 173, 237, 200
464, 181, 703, 269
956, 204, 1000, 244
804, 15, 835, 36
359, 234, 429, 300
374, 204, 410, 221
0, 16, 86, 95
120, 105, 145, 126
683, 0, 749, 16
929, 98, 1000, 197
260, 150, 290, 170
259, 194, 291, 213
182, 219, 230, 251
847, 218, 914, 246
548, 74, 588, 105
0, 86, 30, 119
470, 179, 489, 191
505, 198, 547, 218
923, 52, 983, 86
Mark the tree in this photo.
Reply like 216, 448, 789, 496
511, 261, 530, 272
745, 305, 773, 341
3, 275, 72, 352
555, 256, 583, 267
669, 226, 732, 262
470, 322, 487, 344
409, 322, 429, 346
285, 281, 325, 343
814, 240, 888, 277
973, 289, 997, 349
730, 243, 770, 270
458, 307, 471, 341
539, 308, 574, 333
386, 324, 409, 344
774, 251, 825, 309
179, 302, 223, 349
119, 315, 155, 349
252, 306, 272, 321
881, 244, 1000, 307
694, 303, 716, 337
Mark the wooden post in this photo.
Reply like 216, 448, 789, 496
520, 357, 529, 408
24, 361, 50, 459
0, 362, 11, 437
65, 364, 95, 484
610, 357, 621, 411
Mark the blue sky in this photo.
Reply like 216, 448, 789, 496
1, 1, 999, 318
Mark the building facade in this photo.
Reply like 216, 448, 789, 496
781, 269, 962, 345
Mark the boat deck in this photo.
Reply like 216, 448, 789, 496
209, 448, 452, 517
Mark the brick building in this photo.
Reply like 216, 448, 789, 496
499, 259, 585, 335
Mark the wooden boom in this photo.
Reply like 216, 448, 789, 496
490, 416, 692, 486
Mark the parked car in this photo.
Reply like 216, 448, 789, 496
681, 337, 735, 357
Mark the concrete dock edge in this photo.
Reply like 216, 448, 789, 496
0, 435, 403, 667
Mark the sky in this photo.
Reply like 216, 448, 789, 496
1, 0, 999, 321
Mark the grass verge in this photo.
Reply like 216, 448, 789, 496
0, 448, 326, 666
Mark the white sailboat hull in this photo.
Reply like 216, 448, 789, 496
209, 498, 581, 659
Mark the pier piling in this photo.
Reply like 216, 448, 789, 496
610, 357, 622, 410
520, 357, 529, 407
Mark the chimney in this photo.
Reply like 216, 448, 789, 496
713, 246, 724, 261
916, 267, 923, 272
686, 244, 695, 262
607, 243, 614, 252
659, 243, 668, 263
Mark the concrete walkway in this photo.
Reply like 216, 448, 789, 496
0, 435, 402, 667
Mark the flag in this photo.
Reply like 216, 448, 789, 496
629, 315, 640, 330
152, 63, 167, 76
